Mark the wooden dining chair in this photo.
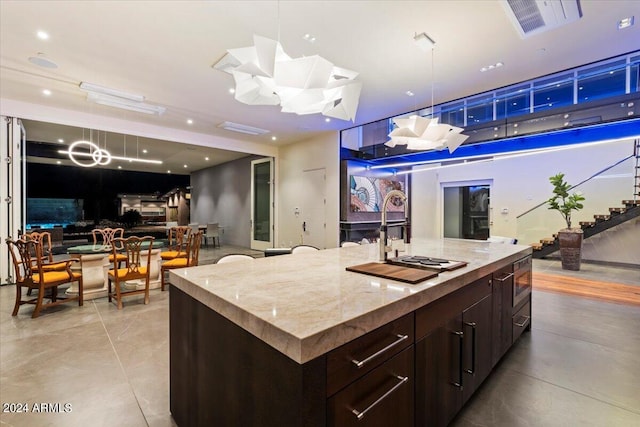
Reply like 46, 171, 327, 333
92, 227, 127, 268
21, 230, 73, 296
7, 237, 83, 318
161, 231, 202, 291
161, 226, 191, 261
107, 236, 154, 309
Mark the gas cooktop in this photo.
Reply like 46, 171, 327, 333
387, 255, 468, 272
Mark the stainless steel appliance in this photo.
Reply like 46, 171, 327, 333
513, 256, 532, 307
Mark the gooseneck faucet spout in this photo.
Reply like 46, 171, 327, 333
379, 189, 409, 262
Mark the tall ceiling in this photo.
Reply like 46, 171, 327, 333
1, 1, 638, 173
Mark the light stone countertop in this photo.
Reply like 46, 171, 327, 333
169, 238, 532, 364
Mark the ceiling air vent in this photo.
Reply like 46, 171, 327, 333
502, 0, 583, 38
217, 121, 270, 136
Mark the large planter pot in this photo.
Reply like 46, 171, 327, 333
558, 228, 584, 271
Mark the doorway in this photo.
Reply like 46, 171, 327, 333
250, 158, 274, 250
443, 181, 491, 240
300, 168, 326, 249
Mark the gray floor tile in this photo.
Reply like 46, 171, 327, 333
500, 327, 640, 414
453, 367, 640, 427
531, 290, 640, 353
1, 247, 638, 426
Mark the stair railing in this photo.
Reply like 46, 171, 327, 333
516, 152, 637, 247
634, 139, 640, 202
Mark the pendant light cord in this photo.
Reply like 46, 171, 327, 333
277, 0, 281, 42
431, 47, 435, 118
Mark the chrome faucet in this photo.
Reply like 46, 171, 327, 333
379, 189, 410, 262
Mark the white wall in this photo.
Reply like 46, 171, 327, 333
277, 132, 340, 249
410, 138, 637, 263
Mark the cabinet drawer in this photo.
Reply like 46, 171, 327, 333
328, 346, 414, 427
512, 299, 531, 343
327, 313, 414, 396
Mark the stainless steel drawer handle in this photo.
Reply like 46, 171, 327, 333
514, 315, 530, 328
495, 272, 514, 282
351, 375, 409, 420
351, 334, 409, 368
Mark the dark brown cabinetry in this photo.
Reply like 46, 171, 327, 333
327, 313, 415, 426
328, 346, 414, 427
415, 275, 493, 427
169, 256, 533, 427
492, 264, 514, 364
492, 255, 532, 367
461, 293, 493, 404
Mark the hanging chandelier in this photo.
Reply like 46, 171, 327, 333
214, 34, 362, 122
386, 33, 468, 153
58, 132, 162, 167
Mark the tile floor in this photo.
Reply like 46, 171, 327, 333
0, 249, 638, 427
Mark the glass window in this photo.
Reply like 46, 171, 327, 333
631, 55, 640, 93
440, 102, 465, 127
577, 60, 627, 102
533, 74, 574, 112
496, 84, 530, 119
466, 95, 494, 125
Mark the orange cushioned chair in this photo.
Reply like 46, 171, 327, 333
7, 237, 83, 318
21, 230, 72, 272
21, 231, 71, 296
161, 226, 191, 261
161, 231, 202, 291
92, 227, 128, 268
107, 236, 154, 309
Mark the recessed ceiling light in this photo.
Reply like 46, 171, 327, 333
205, 156, 210, 161
187, 119, 193, 124
480, 61, 504, 72
229, 88, 236, 94
405, 90, 414, 97
37, 30, 49, 40
325, 118, 331, 123
303, 33, 316, 43
142, 149, 148, 153
118, 166, 122, 169
618, 16, 635, 29
184, 164, 188, 168
56, 160, 61, 164
42, 89, 51, 96
271, 136, 277, 141
167, 170, 171, 174
57, 138, 64, 143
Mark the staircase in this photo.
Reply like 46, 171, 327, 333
531, 139, 640, 258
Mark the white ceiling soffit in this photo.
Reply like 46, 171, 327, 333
502, 0, 583, 38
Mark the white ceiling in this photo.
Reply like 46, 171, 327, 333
1, 1, 638, 173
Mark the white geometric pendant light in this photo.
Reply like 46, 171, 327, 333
214, 34, 362, 121
386, 34, 468, 152
386, 116, 468, 153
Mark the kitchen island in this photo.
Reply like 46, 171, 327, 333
168, 238, 532, 426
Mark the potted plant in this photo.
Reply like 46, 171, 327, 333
121, 209, 142, 229
547, 173, 586, 271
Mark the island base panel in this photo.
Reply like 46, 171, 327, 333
170, 287, 326, 427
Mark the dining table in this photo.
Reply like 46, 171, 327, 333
65, 241, 165, 300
